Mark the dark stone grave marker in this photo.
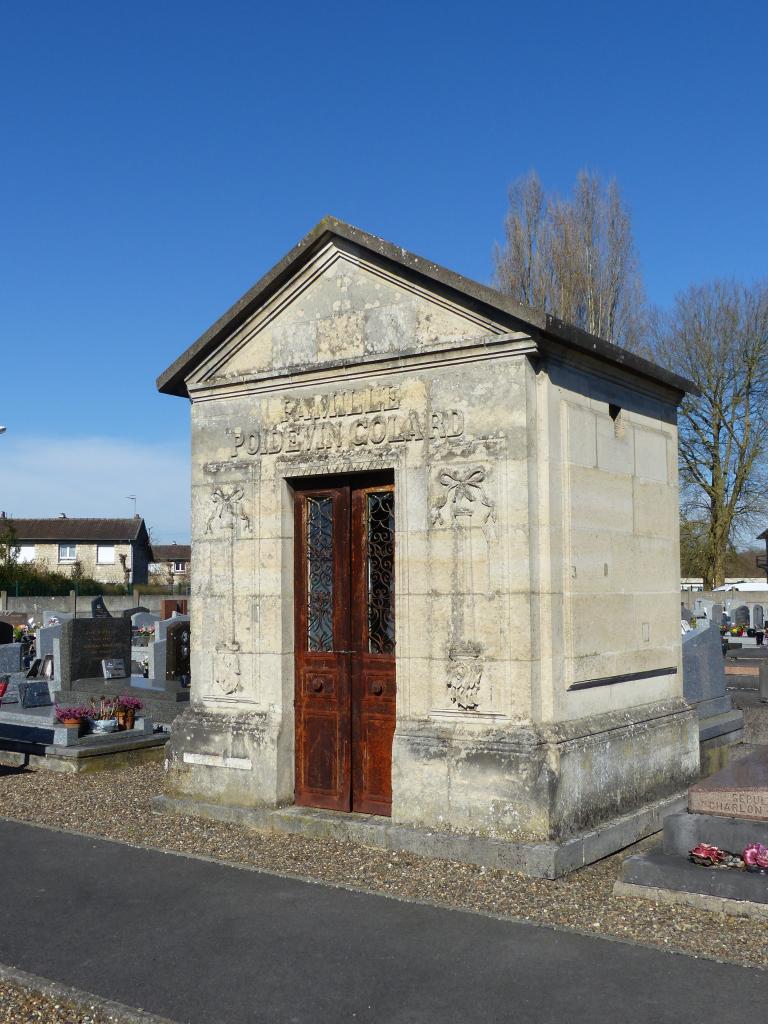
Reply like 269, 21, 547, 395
122, 606, 150, 619
59, 618, 131, 689
166, 620, 190, 683
91, 596, 112, 619
18, 680, 52, 708
0, 622, 13, 645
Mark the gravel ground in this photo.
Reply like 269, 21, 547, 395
0, 759, 767, 1022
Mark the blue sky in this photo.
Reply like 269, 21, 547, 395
1, 1, 766, 540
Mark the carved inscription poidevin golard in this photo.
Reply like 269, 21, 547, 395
228, 384, 465, 458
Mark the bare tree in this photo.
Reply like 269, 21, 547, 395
653, 281, 768, 589
494, 170, 646, 350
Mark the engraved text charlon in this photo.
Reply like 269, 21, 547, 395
228, 385, 465, 458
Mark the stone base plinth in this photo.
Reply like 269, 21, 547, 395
154, 790, 687, 880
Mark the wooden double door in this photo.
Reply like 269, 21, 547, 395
294, 473, 396, 816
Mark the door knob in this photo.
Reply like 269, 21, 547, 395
312, 679, 324, 692
372, 683, 383, 695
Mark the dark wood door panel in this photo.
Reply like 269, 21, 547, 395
294, 475, 395, 817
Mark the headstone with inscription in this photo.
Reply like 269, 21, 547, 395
688, 749, 768, 821
58, 618, 131, 690
165, 620, 190, 683
0, 622, 13, 646
91, 596, 112, 619
102, 658, 127, 679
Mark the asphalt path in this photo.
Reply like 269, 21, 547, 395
0, 818, 765, 1023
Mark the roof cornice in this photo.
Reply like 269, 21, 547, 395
156, 216, 698, 401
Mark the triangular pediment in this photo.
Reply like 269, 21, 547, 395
185, 240, 509, 391
158, 217, 693, 401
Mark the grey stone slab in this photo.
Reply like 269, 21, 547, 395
36, 623, 62, 660
2, 819, 768, 1024
121, 606, 150, 619
622, 846, 768, 904
155, 789, 687, 880
682, 609, 728, 703
58, 618, 131, 689
0, 622, 13, 645
42, 611, 73, 627
0, 643, 22, 674
664, 810, 768, 856
131, 612, 160, 629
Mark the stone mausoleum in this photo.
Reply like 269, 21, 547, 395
156, 218, 699, 876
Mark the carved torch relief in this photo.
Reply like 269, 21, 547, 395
431, 466, 497, 711
203, 485, 251, 697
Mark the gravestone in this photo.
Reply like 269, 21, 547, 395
43, 610, 74, 627
122, 606, 150, 619
58, 618, 131, 690
682, 604, 743, 772
91, 596, 112, 619
18, 680, 52, 708
735, 605, 750, 627
755, 605, 765, 629
37, 623, 62, 661
165, 620, 190, 683
0, 622, 13, 646
0, 643, 22, 674
156, 614, 189, 642
131, 612, 160, 629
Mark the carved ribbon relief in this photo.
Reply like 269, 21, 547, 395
204, 485, 250, 696
431, 466, 495, 711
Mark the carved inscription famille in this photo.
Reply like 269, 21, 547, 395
228, 384, 465, 458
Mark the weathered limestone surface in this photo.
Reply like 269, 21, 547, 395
159, 223, 698, 850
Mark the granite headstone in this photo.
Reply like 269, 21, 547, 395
91, 596, 112, 619
165, 620, 190, 682
122, 606, 150, 619
0, 643, 22, 674
58, 618, 131, 690
0, 622, 13, 646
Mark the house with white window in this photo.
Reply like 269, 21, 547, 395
0, 514, 152, 584
149, 544, 191, 581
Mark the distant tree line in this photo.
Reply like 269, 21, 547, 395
494, 171, 768, 589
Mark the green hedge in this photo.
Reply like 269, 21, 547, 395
0, 564, 127, 597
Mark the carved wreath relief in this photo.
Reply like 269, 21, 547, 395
446, 641, 482, 710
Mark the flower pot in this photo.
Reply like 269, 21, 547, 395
89, 718, 118, 734
61, 717, 81, 727
116, 708, 136, 730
